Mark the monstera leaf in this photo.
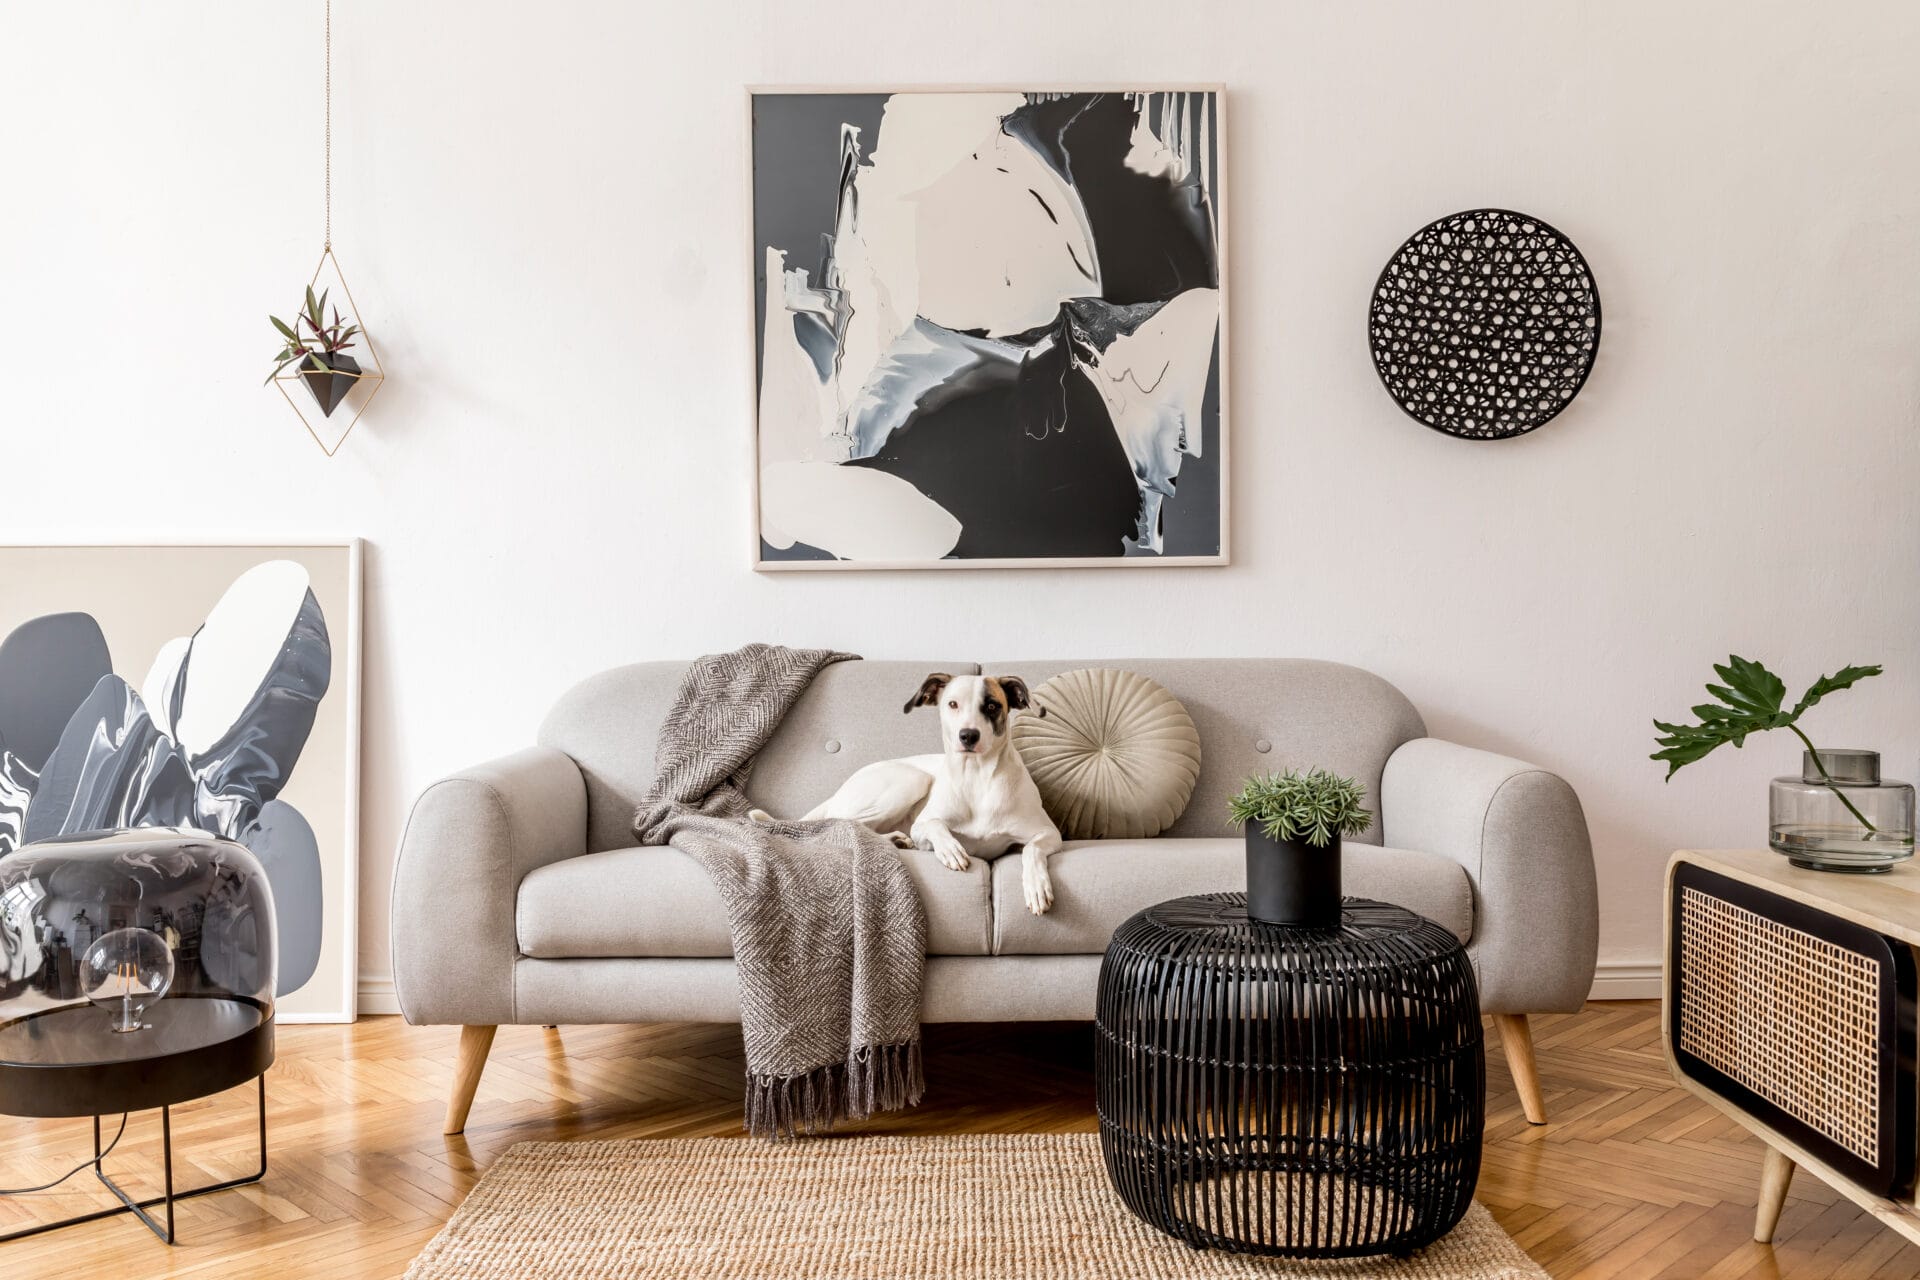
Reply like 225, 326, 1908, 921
1652, 656, 1882, 779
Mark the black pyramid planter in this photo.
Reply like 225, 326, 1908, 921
1095, 894, 1484, 1258
299, 352, 361, 417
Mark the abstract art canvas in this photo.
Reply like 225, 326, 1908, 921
0, 542, 361, 1022
752, 88, 1227, 568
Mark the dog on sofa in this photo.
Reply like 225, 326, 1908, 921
748, 673, 1062, 915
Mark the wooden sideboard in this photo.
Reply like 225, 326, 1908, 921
1663, 848, 1920, 1247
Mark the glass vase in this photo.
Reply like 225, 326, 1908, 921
1769, 749, 1915, 873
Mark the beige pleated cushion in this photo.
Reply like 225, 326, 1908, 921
1012, 668, 1202, 839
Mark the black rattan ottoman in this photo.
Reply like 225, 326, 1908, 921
1096, 894, 1484, 1258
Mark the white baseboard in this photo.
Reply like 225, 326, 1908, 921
1588, 960, 1661, 1001
352, 966, 1660, 1019
357, 974, 401, 1016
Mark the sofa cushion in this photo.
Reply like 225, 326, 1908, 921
990, 838, 1474, 955
1012, 667, 1202, 839
517, 843, 993, 958
980, 659, 1426, 842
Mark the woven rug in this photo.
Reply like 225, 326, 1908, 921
404, 1133, 1546, 1279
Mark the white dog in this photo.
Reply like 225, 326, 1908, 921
749, 673, 1062, 915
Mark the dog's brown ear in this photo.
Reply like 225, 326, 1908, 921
998, 676, 1044, 716
904, 672, 952, 713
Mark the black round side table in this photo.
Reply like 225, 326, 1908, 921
0, 830, 277, 1245
1096, 894, 1484, 1258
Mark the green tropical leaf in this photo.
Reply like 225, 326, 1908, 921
1713, 655, 1786, 715
1791, 664, 1882, 718
270, 314, 299, 341
1652, 656, 1882, 780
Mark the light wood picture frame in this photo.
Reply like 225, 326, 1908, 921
0, 539, 363, 1023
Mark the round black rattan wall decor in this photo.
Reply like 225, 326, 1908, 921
1368, 208, 1600, 440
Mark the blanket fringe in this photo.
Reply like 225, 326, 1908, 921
745, 1036, 924, 1141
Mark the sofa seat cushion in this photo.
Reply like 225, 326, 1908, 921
990, 838, 1474, 955
517, 843, 992, 958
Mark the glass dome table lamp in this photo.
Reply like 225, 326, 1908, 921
0, 828, 277, 1244
80, 926, 177, 1032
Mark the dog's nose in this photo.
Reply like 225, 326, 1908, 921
958, 728, 980, 749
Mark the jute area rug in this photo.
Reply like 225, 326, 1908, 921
404, 1133, 1545, 1279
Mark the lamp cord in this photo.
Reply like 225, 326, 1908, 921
0, 1114, 128, 1196
324, 0, 331, 251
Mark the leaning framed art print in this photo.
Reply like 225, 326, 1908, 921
750, 87, 1228, 570
0, 540, 363, 1022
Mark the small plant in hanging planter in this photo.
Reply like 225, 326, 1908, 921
1227, 768, 1373, 927
266, 286, 362, 417
1652, 655, 1912, 872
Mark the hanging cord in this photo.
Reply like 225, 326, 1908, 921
0, 1114, 128, 1196
324, 0, 332, 250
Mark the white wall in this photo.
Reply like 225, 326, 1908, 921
5, 1, 1917, 1004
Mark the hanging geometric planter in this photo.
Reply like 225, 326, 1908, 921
265, 0, 383, 458
269, 247, 385, 457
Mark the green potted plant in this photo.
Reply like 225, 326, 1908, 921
1652, 656, 1913, 871
267, 286, 362, 417
1227, 768, 1373, 926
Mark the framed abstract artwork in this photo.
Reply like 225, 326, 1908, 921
751, 86, 1228, 569
0, 541, 362, 1022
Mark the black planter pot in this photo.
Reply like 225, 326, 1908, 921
299, 352, 360, 418
1244, 827, 1343, 927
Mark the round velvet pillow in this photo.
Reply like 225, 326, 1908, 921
1011, 668, 1202, 840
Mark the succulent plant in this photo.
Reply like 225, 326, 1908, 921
266, 285, 360, 384
1228, 768, 1372, 848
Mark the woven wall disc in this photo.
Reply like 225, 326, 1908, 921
1368, 208, 1600, 440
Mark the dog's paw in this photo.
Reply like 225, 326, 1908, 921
931, 840, 971, 872
1022, 856, 1054, 915
886, 830, 916, 849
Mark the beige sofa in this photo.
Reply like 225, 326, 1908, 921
392, 658, 1598, 1133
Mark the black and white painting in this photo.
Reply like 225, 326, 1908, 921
753, 89, 1226, 567
0, 543, 361, 1021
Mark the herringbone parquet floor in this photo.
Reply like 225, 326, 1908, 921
1, 1002, 1914, 1278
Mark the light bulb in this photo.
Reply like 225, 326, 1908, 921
80, 927, 175, 1033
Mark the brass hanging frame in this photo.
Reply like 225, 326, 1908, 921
272, 0, 383, 457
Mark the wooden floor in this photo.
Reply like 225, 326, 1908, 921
2, 1001, 1915, 1278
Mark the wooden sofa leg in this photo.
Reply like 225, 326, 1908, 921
1494, 1013, 1548, 1124
445, 1024, 498, 1135
1754, 1145, 1795, 1242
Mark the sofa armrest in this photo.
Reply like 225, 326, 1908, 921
1380, 738, 1597, 1014
391, 746, 588, 1026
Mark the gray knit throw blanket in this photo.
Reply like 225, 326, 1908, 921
631, 644, 926, 1139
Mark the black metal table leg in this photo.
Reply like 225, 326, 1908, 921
0, 1074, 268, 1246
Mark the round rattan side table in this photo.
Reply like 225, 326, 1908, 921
1095, 894, 1484, 1258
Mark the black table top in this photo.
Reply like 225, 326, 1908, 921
1114, 893, 1467, 976
0, 996, 264, 1069
0, 996, 273, 1117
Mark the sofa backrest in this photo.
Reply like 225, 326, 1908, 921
540, 659, 981, 853
539, 657, 1425, 852
982, 659, 1425, 841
